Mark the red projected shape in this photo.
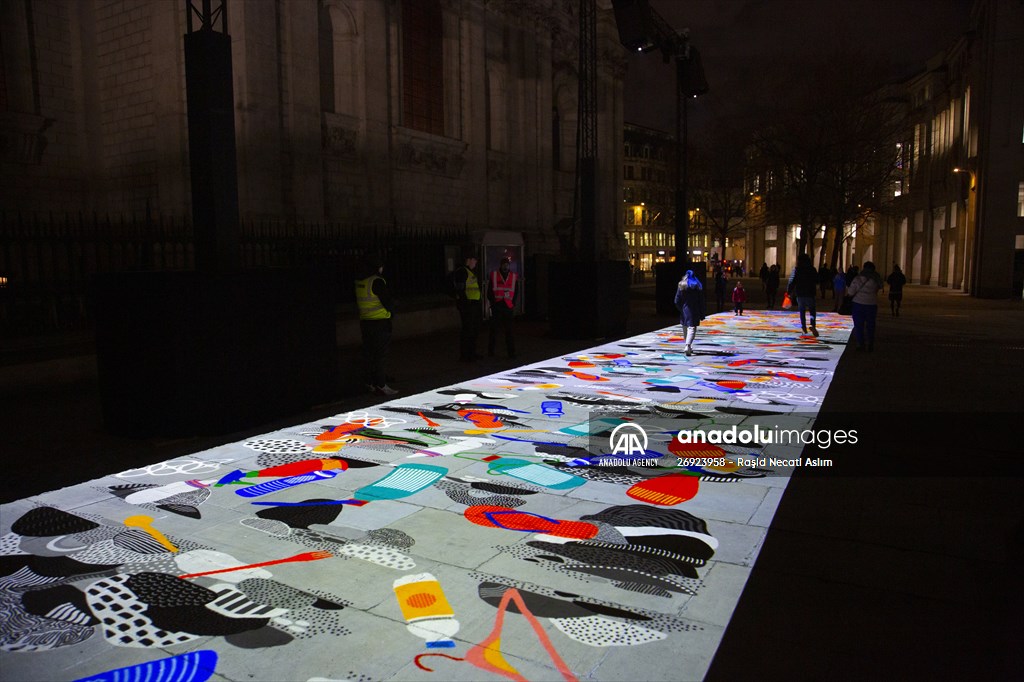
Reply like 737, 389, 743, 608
626, 474, 699, 506
458, 410, 503, 429
464, 506, 598, 539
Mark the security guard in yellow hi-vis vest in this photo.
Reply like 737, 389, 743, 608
355, 252, 397, 396
452, 249, 482, 362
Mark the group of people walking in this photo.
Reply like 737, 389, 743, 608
677, 258, 909, 356
356, 249, 908, 395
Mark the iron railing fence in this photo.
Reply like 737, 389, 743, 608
0, 211, 467, 337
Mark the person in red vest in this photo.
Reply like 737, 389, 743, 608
487, 257, 520, 358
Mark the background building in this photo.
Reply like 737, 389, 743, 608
0, 0, 631, 330
874, 0, 1023, 297
621, 123, 674, 279
743, 0, 1023, 297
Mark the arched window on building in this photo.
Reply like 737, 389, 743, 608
401, 0, 444, 135
319, 0, 359, 117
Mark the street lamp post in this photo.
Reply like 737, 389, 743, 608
953, 167, 976, 293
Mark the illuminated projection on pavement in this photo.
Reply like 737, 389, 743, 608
1, 312, 851, 682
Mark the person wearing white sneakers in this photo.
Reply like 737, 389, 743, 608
674, 269, 705, 356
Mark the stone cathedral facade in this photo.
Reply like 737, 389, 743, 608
0, 0, 630, 260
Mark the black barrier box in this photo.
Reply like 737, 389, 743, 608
547, 260, 630, 339
94, 270, 338, 437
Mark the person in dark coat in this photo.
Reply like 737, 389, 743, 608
713, 267, 727, 312
354, 253, 397, 395
674, 269, 705, 356
452, 251, 482, 362
765, 264, 780, 309
886, 264, 907, 316
819, 264, 832, 298
833, 268, 848, 312
787, 252, 819, 336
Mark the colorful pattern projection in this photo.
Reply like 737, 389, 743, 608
1, 312, 851, 681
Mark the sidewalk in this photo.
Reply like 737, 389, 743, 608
708, 284, 1024, 680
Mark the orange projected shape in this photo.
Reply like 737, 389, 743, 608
567, 371, 608, 382
464, 587, 578, 682
568, 361, 595, 368
668, 441, 728, 458
627, 474, 700, 506
464, 505, 598, 539
315, 422, 365, 441
312, 442, 346, 453
716, 380, 746, 390
394, 574, 455, 622
123, 515, 178, 553
458, 410, 503, 429
406, 592, 437, 609
418, 411, 440, 427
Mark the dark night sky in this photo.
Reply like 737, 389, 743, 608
622, 0, 976, 136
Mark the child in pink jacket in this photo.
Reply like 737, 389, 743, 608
732, 281, 747, 315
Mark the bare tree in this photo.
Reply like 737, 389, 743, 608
749, 48, 904, 270
690, 123, 759, 262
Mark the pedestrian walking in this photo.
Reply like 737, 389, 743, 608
847, 261, 884, 351
713, 268, 727, 313
844, 265, 859, 287
759, 262, 769, 291
765, 264, 780, 309
886, 264, 907, 316
819, 265, 832, 299
833, 268, 848, 312
453, 250, 482, 362
487, 257, 519, 358
674, 269, 705, 357
354, 252, 397, 396
732, 280, 747, 315
787, 253, 820, 336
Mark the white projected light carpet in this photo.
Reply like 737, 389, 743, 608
1, 311, 852, 682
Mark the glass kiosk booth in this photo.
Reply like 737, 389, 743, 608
445, 230, 524, 319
